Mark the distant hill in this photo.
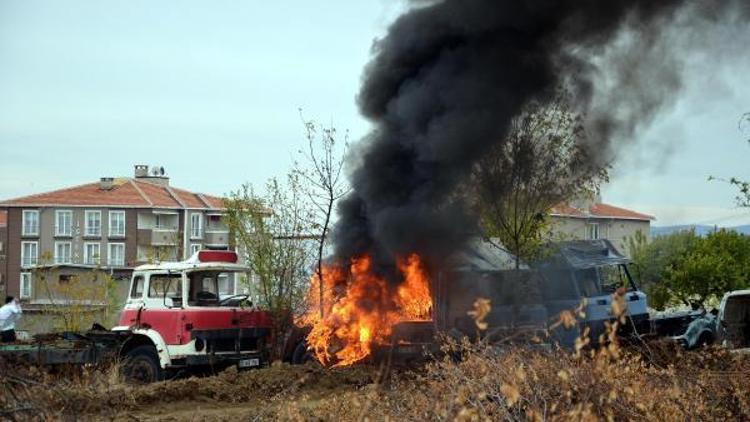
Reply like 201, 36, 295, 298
651, 225, 750, 237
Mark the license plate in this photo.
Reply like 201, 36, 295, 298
238, 358, 260, 368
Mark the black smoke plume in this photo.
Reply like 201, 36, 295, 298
332, 0, 748, 278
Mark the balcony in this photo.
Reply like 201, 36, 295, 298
137, 227, 179, 246
204, 229, 230, 247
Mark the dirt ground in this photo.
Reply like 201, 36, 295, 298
113, 364, 382, 421
1, 360, 386, 421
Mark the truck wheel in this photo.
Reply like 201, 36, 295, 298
123, 345, 163, 383
291, 341, 316, 365
697, 332, 714, 347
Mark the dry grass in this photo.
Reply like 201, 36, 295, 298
2, 340, 750, 421
3, 292, 750, 421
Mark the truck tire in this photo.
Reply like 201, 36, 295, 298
697, 332, 715, 347
123, 345, 163, 383
291, 341, 316, 365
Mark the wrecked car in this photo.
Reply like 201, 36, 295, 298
674, 290, 750, 350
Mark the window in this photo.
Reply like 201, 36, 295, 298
130, 276, 145, 298
575, 268, 602, 297
22, 210, 39, 236
84, 242, 101, 265
21, 241, 38, 267
187, 272, 223, 305
190, 244, 201, 256
587, 223, 600, 240
148, 274, 183, 298
599, 265, 633, 293
109, 211, 126, 237
191, 213, 203, 238
55, 210, 73, 236
218, 273, 234, 296
20, 273, 32, 299
54, 242, 72, 264
85, 210, 102, 236
108, 243, 125, 266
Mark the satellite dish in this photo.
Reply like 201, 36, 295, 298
159, 166, 165, 176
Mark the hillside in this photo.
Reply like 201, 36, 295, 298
651, 224, 750, 237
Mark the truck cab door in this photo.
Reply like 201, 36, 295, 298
119, 275, 146, 327
138, 273, 186, 345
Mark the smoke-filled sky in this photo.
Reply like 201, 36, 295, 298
1, 0, 749, 227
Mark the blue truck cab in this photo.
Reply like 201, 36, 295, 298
533, 240, 650, 346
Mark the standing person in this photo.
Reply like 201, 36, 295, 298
0, 296, 22, 342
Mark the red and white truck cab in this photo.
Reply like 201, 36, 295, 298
113, 250, 272, 382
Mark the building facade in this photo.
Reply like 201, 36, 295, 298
550, 200, 654, 256
0, 165, 236, 305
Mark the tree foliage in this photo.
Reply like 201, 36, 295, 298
29, 252, 122, 332
628, 229, 750, 310
223, 174, 315, 357
472, 94, 609, 267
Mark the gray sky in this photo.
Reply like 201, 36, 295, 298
1, 1, 749, 227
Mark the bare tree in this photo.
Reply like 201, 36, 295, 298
295, 114, 349, 317
471, 94, 609, 268
710, 112, 750, 206
223, 173, 315, 357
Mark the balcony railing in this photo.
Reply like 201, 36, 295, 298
21, 257, 38, 267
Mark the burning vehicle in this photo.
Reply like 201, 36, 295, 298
296, 239, 651, 366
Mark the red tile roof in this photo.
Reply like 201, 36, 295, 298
0, 178, 225, 210
0, 211, 6, 227
549, 204, 586, 218
590, 203, 654, 221
551, 202, 653, 221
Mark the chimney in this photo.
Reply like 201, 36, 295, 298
99, 177, 114, 190
134, 165, 149, 178
133, 164, 170, 186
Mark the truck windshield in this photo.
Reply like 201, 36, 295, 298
599, 265, 633, 293
187, 271, 236, 306
573, 265, 634, 298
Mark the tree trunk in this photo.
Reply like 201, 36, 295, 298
317, 199, 333, 318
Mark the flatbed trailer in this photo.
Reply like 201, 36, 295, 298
0, 327, 130, 367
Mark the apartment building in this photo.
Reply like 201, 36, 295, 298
0, 165, 236, 303
550, 197, 654, 256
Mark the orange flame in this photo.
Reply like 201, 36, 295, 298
298, 253, 432, 367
